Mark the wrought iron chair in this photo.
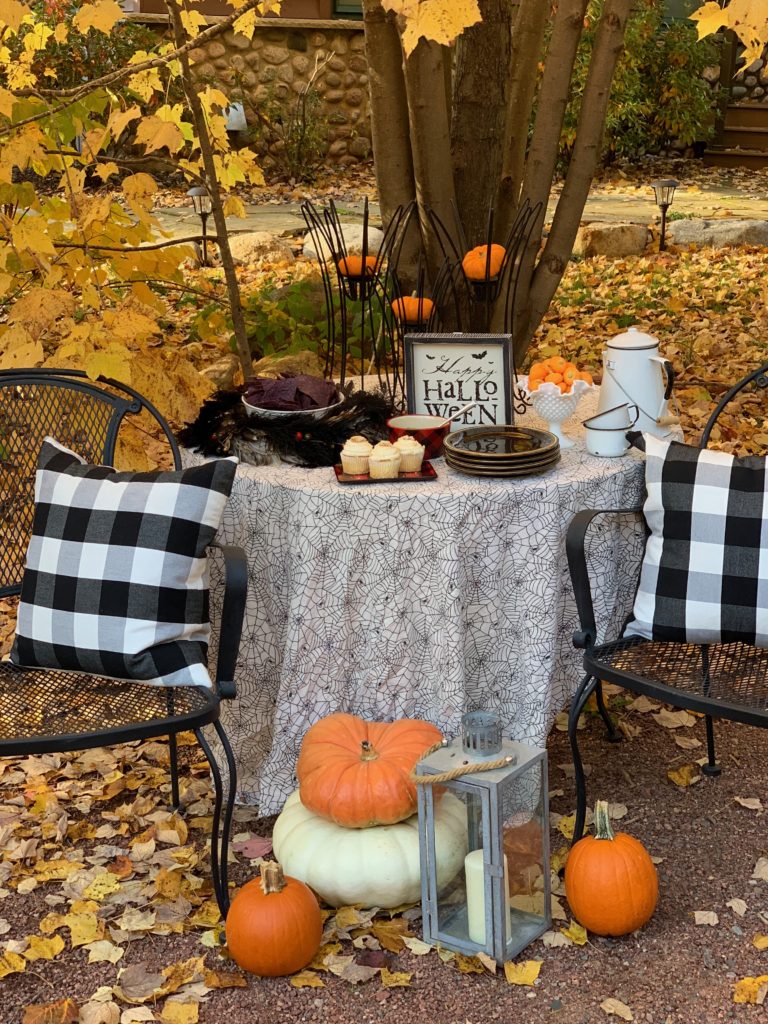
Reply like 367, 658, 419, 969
0, 368, 246, 918
566, 363, 768, 842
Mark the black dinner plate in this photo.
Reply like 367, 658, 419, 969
446, 451, 561, 478
444, 426, 559, 459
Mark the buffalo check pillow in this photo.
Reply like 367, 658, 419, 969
624, 434, 768, 645
10, 438, 237, 688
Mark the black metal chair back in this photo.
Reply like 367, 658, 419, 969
699, 360, 768, 448
0, 368, 180, 597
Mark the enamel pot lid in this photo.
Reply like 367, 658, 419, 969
606, 326, 660, 351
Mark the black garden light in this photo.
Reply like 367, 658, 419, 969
187, 185, 213, 266
651, 178, 678, 252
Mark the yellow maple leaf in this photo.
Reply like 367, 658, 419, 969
0, 950, 26, 979
691, 0, 768, 65
160, 1002, 199, 1024
23, 934, 65, 962
382, 0, 482, 56
290, 970, 325, 988
0, 0, 27, 33
733, 974, 768, 1004
180, 7, 208, 36
72, 0, 124, 35
560, 920, 588, 946
381, 967, 412, 987
503, 959, 542, 986
233, 8, 257, 39
135, 116, 185, 155
83, 872, 121, 901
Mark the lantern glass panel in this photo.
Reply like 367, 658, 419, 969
501, 756, 549, 949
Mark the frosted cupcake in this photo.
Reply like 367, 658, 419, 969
392, 434, 425, 472
340, 435, 373, 475
368, 441, 402, 479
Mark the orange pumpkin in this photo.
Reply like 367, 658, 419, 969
461, 243, 505, 281
226, 861, 322, 976
391, 295, 435, 323
564, 800, 658, 936
297, 713, 443, 828
337, 255, 377, 277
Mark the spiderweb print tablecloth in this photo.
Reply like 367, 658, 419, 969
198, 413, 647, 814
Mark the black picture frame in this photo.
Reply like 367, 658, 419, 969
404, 333, 514, 426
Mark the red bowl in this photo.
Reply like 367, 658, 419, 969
388, 415, 450, 460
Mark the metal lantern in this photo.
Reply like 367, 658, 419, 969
416, 712, 550, 964
651, 178, 678, 252
187, 185, 213, 265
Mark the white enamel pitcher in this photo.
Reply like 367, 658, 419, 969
597, 327, 678, 437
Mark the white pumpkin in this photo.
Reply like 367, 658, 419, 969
272, 790, 467, 909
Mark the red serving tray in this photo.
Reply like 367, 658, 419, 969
334, 460, 438, 485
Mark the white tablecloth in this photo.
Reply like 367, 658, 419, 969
204, 404, 646, 813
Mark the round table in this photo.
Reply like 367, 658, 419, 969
205, 404, 646, 813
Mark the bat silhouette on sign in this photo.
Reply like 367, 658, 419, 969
471, 350, 488, 360
425, 354, 435, 360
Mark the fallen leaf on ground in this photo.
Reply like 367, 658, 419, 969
120, 1011, 155, 1023
753, 934, 768, 950
113, 964, 165, 1004
79, 1002, 120, 1024
371, 918, 410, 953
542, 929, 572, 948
23, 934, 65, 961
22, 999, 79, 1024
475, 952, 497, 974
231, 836, 272, 859
727, 898, 748, 917
694, 911, 719, 926
323, 954, 380, 985
380, 968, 412, 987
617, 719, 641, 739
627, 696, 659, 713
734, 797, 763, 812
556, 814, 576, 840
654, 708, 696, 729
561, 920, 588, 945
674, 735, 702, 750
668, 764, 701, 788
402, 936, 432, 955
752, 858, 768, 882
290, 970, 324, 988
503, 960, 542, 986
454, 954, 485, 974
733, 975, 768, 1005
159, 1003, 198, 1024
86, 941, 124, 965
607, 803, 628, 820
600, 997, 634, 1020
550, 846, 570, 873
0, 950, 26, 979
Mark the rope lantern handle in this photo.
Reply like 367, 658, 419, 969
410, 739, 515, 785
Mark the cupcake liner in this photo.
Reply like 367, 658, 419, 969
341, 454, 370, 475
369, 457, 401, 479
398, 450, 424, 472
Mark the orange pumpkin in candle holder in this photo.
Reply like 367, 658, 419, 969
461, 243, 506, 281
337, 254, 377, 278
391, 295, 435, 324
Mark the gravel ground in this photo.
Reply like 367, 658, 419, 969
1, 700, 767, 1024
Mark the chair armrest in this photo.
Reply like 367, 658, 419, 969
210, 544, 248, 700
566, 507, 644, 649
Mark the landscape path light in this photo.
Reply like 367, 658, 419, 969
187, 185, 213, 266
651, 178, 678, 252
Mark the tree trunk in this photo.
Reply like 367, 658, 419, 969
451, 0, 514, 246
495, 0, 550, 238
401, 36, 458, 282
525, 0, 632, 344
362, 0, 415, 227
165, 2, 252, 379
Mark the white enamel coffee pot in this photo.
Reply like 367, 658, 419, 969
596, 327, 678, 437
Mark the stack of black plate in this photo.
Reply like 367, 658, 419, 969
444, 426, 560, 478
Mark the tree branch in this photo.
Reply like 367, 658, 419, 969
525, 0, 632, 343
495, 0, 550, 239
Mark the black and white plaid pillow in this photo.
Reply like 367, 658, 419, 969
10, 438, 237, 688
625, 435, 768, 645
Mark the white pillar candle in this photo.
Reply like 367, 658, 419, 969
464, 849, 512, 946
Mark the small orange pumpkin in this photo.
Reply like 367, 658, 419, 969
297, 712, 442, 828
391, 295, 435, 323
461, 243, 505, 281
226, 861, 322, 976
337, 255, 377, 277
564, 800, 658, 936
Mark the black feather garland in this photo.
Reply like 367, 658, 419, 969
177, 387, 395, 468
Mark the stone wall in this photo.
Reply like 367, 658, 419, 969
183, 18, 371, 169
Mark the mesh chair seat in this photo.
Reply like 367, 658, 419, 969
586, 637, 768, 726
0, 662, 219, 755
